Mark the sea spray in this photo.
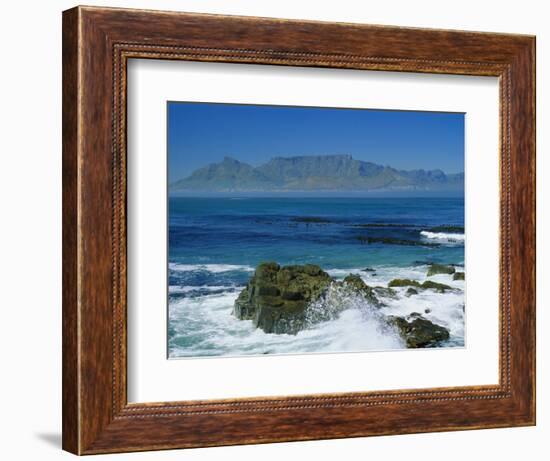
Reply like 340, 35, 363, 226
305, 282, 379, 326
303, 282, 404, 344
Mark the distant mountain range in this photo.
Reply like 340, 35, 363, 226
169, 155, 464, 193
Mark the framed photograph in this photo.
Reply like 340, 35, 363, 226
62, 6, 535, 455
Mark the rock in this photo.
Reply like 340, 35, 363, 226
427, 264, 456, 276
388, 279, 422, 288
424, 308, 431, 314
357, 236, 440, 248
290, 216, 332, 224
388, 278, 452, 292
233, 262, 332, 334
362, 267, 376, 272
387, 315, 450, 348
406, 287, 419, 296
233, 288, 256, 320
428, 225, 464, 233
234, 264, 388, 334
453, 271, 465, 281
342, 274, 381, 306
373, 286, 397, 299
421, 280, 452, 292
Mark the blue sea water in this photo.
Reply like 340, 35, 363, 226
168, 196, 465, 358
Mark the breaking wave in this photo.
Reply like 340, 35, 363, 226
420, 231, 465, 243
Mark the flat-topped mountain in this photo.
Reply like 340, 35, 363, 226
170, 154, 464, 193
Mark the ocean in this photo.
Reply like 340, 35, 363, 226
168, 196, 465, 358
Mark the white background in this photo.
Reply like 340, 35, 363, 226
0, 1, 546, 460
128, 60, 499, 402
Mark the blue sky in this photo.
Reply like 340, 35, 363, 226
168, 102, 464, 182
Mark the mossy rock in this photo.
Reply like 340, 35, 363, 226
421, 280, 452, 292
387, 315, 450, 348
255, 261, 280, 280
388, 279, 422, 288
373, 286, 398, 299
342, 274, 381, 306
453, 271, 465, 281
233, 262, 332, 334
233, 288, 255, 320
427, 264, 456, 277
388, 278, 453, 292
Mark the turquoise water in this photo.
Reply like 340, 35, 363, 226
168, 197, 465, 358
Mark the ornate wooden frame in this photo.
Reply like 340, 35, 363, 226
62, 5, 536, 455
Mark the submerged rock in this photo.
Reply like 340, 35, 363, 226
406, 287, 419, 296
234, 262, 332, 334
357, 236, 440, 248
427, 264, 456, 277
387, 314, 450, 348
428, 225, 464, 233
290, 216, 332, 224
453, 271, 465, 281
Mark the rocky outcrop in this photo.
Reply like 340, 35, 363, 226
387, 313, 450, 348
373, 286, 397, 299
234, 263, 455, 345
357, 236, 440, 248
453, 271, 465, 281
388, 278, 421, 288
427, 264, 456, 276
421, 280, 453, 292
233, 262, 332, 334
388, 278, 452, 292
341, 274, 380, 306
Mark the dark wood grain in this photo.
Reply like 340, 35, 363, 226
62, 5, 536, 455
61, 7, 79, 454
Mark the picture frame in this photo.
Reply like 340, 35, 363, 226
62, 5, 535, 455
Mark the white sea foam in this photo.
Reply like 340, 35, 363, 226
420, 231, 465, 243
168, 286, 405, 358
169, 263, 254, 273
325, 268, 366, 278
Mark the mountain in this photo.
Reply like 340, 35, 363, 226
170, 156, 269, 191
170, 154, 464, 193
